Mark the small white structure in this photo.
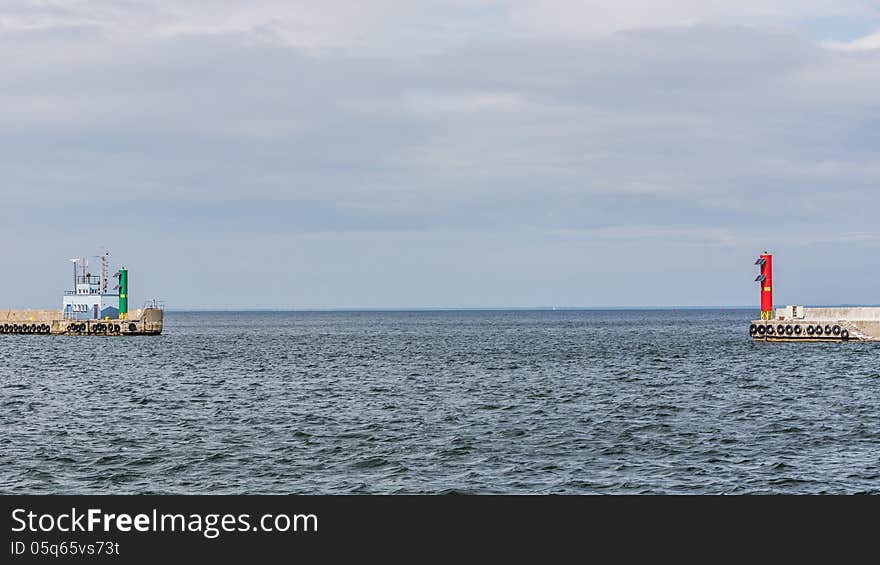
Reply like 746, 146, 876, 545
779, 305, 806, 320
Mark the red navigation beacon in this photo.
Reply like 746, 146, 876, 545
754, 252, 773, 320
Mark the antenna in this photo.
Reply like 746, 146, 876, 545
99, 249, 110, 294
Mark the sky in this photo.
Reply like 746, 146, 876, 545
2, 0, 880, 309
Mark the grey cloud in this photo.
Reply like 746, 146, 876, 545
2, 13, 880, 308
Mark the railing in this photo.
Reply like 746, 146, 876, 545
142, 298, 165, 310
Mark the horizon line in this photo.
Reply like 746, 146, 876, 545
11, 304, 880, 312
156, 304, 880, 312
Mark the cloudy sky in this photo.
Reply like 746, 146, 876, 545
2, 1, 880, 309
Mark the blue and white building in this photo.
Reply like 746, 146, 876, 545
62, 254, 120, 320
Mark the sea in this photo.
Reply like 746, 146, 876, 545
1, 309, 878, 494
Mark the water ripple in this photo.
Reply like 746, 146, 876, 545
1, 309, 879, 494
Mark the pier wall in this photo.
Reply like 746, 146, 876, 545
0, 310, 60, 322
0, 308, 145, 323
755, 306, 880, 341
775, 307, 880, 321
0, 308, 161, 335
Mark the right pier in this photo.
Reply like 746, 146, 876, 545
751, 307, 880, 342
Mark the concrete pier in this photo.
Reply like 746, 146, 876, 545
751, 306, 880, 342
0, 308, 163, 336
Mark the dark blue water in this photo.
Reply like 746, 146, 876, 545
1, 310, 878, 494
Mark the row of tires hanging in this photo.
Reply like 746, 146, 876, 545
0, 323, 52, 334
750, 323, 849, 340
0, 322, 141, 335
67, 322, 135, 334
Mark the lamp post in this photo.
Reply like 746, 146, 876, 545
69, 258, 79, 294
